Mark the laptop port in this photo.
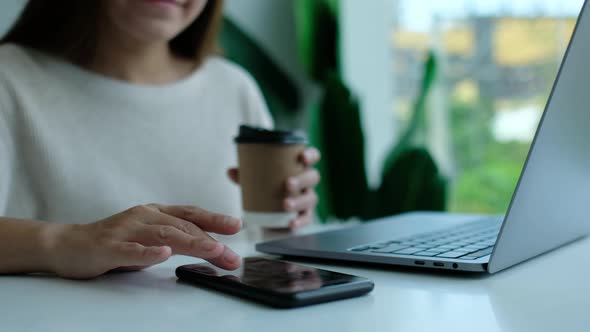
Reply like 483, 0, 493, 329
414, 260, 425, 265
433, 262, 444, 267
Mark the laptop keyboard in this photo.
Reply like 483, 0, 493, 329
348, 220, 501, 260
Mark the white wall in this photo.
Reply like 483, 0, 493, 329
341, 0, 396, 187
224, 0, 318, 128
224, 0, 312, 100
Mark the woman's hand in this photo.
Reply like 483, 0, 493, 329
228, 147, 321, 230
46, 204, 242, 279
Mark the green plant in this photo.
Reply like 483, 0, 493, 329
311, 71, 370, 219
295, 1, 447, 222
370, 52, 446, 219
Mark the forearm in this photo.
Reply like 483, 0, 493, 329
0, 218, 61, 274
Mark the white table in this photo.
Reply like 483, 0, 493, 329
2, 223, 589, 332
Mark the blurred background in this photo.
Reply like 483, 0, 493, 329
1, 0, 585, 222
393, 0, 583, 213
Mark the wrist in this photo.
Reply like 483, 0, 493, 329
39, 223, 73, 274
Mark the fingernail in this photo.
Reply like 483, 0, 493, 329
159, 246, 172, 256
288, 178, 298, 190
223, 216, 237, 225
149, 246, 170, 257
224, 249, 240, 264
285, 200, 295, 210
201, 240, 220, 252
224, 217, 242, 232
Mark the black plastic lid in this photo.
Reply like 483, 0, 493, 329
234, 125, 307, 144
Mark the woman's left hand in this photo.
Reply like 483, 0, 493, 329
228, 147, 321, 230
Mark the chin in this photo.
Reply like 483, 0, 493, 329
104, 0, 205, 44
131, 22, 185, 42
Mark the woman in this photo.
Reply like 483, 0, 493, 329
0, 0, 320, 279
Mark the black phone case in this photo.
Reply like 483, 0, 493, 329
176, 265, 374, 308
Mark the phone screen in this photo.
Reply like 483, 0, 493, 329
180, 257, 362, 294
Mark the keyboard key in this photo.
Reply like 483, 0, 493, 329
452, 248, 474, 253
371, 244, 410, 253
426, 248, 449, 253
436, 244, 462, 250
413, 251, 441, 257
349, 246, 370, 251
462, 245, 490, 251
369, 243, 390, 249
468, 247, 494, 258
401, 241, 422, 246
436, 251, 469, 258
414, 244, 433, 249
392, 247, 424, 255
458, 255, 478, 260
468, 237, 488, 243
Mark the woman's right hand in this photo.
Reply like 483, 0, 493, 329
46, 204, 242, 279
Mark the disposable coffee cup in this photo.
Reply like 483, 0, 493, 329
234, 125, 308, 228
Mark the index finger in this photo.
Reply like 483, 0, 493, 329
299, 147, 321, 167
149, 204, 242, 235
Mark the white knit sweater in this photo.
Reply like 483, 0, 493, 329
0, 44, 272, 223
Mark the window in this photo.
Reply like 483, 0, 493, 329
391, 0, 585, 213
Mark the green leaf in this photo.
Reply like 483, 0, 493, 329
366, 51, 447, 220
367, 148, 447, 219
308, 101, 331, 220
294, 0, 339, 80
313, 72, 370, 220
383, 51, 438, 171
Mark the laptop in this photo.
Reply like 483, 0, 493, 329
256, 0, 590, 274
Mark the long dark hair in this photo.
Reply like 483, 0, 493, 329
0, 0, 224, 66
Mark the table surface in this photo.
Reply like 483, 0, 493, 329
2, 221, 589, 332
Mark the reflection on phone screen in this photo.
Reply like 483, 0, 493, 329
187, 257, 358, 293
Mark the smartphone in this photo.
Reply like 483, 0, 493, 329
176, 257, 374, 308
